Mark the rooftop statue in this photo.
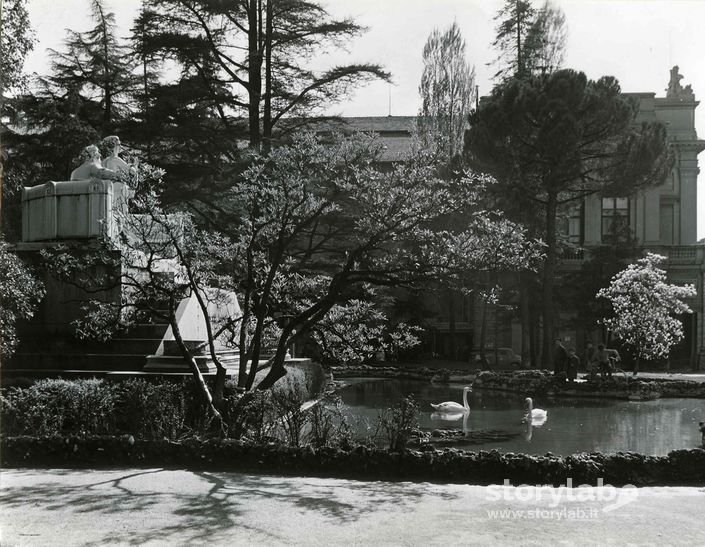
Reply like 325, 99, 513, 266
70, 145, 118, 181
666, 65, 695, 101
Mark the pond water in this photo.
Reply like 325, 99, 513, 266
337, 378, 705, 456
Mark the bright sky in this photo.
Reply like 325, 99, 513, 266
24, 0, 705, 237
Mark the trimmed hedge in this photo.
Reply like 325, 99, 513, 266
0, 378, 198, 439
0, 365, 326, 440
2, 435, 704, 486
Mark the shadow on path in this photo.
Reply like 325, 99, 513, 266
1, 468, 461, 545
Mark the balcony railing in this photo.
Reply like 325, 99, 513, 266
558, 245, 705, 265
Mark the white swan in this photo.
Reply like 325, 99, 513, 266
522, 397, 547, 425
431, 386, 471, 414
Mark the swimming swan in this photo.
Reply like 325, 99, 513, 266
431, 386, 471, 413
522, 397, 547, 425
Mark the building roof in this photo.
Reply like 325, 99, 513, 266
309, 116, 417, 161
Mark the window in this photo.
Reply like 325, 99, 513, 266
660, 203, 674, 245
567, 205, 582, 244
601, 197, 629, 243
559, 204, 583, 244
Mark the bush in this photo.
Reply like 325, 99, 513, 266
1, 378, 191, 439
271, 376, 309, 446
305, 395, 353, 449
376, 395, 419, 451
113, 379, 190, 439
1, 379, 119, 437
0, 370, 342, 447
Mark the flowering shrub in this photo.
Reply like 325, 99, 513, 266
597, 253, 696, 367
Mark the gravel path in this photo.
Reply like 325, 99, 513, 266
1, 468, 704, 546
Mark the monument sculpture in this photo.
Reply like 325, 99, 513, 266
70, 144, 117, 181
101, 136, 131, 173
666, 65, 695, 101
22, 138, 135, 243
101, 135, 136, 221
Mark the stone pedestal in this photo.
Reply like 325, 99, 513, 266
22, 179, 115, 242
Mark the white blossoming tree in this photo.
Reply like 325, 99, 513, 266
597, 253, 696, 374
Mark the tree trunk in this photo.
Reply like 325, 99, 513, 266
516, 0, 523, 78
169, 308, 221, 422
448, 289, 457, 360
262, 0, 273, 153
542, 192, 558, 370
479, 293, 488, 366
520, 272, 531, 367
255, 330, 293, 390
190, 287, 227, 407
247, 0, 262, 148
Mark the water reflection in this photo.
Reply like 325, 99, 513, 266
336, 378, 705, 455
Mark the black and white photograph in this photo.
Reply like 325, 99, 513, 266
1, 0, 704, 544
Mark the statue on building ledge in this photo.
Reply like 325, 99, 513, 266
666, 65, 695, 101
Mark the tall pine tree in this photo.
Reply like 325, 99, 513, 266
45, 0, 137, 131
136, 0, 390, 150
491, 0, 566, 81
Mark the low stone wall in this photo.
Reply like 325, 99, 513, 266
473, 371, 705, 400
2, 436, 704, 486
331, 365, 474, 383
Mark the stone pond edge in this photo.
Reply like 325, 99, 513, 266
331, 367, 705, 400
2, 436, 704, 487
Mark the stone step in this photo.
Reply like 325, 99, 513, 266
9, 352, 148, 371
14, 337, 164, 356
143, 353, 240, 374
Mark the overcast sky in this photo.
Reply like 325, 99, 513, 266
24, 0, 705, 237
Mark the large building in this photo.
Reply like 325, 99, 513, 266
341, 67, 705, 368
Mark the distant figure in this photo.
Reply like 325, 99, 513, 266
553, 338, 568, 377
596, 344, 618, 380
608, 348, 622, 375
566, 347, 579, 383
70, 145, 117, 181
584, 342, 599, 381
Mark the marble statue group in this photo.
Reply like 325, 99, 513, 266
70, 135, 133, 181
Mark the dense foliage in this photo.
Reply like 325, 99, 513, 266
0, 242, 45, 358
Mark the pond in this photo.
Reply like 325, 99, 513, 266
336, 378, 705, 456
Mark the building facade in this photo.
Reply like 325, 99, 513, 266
341, 67, 705, 368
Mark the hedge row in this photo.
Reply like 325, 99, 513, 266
0, 378, 201, 439
3, 435, 704, 486
0, 366, 325, 440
